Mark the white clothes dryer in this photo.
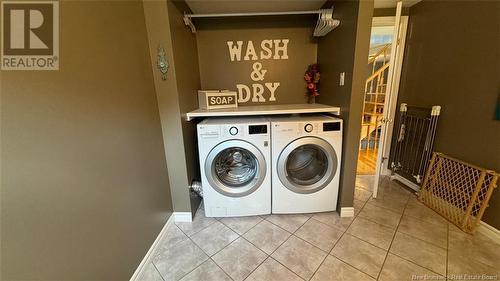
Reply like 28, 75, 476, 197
271, 115, 342, 214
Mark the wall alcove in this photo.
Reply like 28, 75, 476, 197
144, 0, 374, 218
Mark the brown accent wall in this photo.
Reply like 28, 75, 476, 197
169, 0, 203, 213
317, 0, 374, 208
195, 16, 318, 105
396, 0, 500, 228
143, 0, 201, 213
0, 1, 172, 280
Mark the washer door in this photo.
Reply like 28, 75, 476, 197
205, 140, 266, 197
277, 137, 338, 194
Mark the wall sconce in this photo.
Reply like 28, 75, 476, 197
156, 45, 169, 80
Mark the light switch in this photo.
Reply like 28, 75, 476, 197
339, 72, 345, 86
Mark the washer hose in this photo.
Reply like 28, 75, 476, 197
190, 180, 203, 197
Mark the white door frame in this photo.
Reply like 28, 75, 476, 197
380, 15, 409, 176
372, 2, 409, 198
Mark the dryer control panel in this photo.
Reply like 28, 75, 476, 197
274, 120, 342, 136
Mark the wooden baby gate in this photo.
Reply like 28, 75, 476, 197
418, 152, 499, 233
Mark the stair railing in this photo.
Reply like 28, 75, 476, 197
360, 43, 391, 151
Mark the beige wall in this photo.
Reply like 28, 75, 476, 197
143, 0, 201, 213
196, 16, 318, 105
317, 0, 374, 208
0, 1, 172, 280
395, 0, 500, 228
169, 0, 203, 213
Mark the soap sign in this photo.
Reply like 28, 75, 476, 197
198, 90, 238, 109
226, 39, 288, 103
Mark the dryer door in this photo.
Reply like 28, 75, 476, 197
277, 137, 338, 194
205, 140, 266, 197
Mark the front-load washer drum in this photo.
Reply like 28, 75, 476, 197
278, 137, 337, 194
205, 140, 266, 197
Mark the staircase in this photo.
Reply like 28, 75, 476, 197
360, 44, 391, 150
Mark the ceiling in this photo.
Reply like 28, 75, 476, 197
185, 0, 422, 14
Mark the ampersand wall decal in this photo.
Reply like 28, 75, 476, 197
250, 62, 267, 81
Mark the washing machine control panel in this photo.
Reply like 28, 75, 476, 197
323, 122, 341, 131
212, 124, 269, 137
198, 125, 221, 139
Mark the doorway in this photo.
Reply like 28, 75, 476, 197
356, 7, 410, 198
357, 21, 394, 175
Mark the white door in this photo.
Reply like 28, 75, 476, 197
372, 2, 407, 198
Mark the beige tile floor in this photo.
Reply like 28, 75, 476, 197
139, 176, 500, 281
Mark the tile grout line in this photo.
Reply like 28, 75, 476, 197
326, 200, 383, 280
172, 223, 215, 281
239, 254, 270, 281
387, 250, 445, 278
210, 216, 289, 281
221, 216, 298, 280
207, 231, 246, 281
174, 209, 238, 281
309, 215, 352, 234
152, 262, 167, 281
361, 200, 406, 217
343, 229, 393, 252
211, 215, 298, 281
396, 226, 448, 250
364, 197, 410, 214
218, 216, 264, 237
356, 206, 449, 252
182, 229, 235, 280
180, 182, 398, 281
394, 196, 450, 250
266, 215, 313, 280
333, 255, 376, 280
212, 181, 453, 280
264, 214, 310, 233
250, 215, 316, 281
292, 215, 352, 255
152, 224, 194, 281
312, 199, 367, 279
375, 194, 410, 280
176, 216, 217, 238
211, 216, 279, 281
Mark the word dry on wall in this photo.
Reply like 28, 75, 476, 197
226, 39, 288, 103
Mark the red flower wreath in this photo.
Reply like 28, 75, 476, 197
304, 64, 320, 97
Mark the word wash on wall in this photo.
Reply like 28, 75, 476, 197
226, 39, 289, 103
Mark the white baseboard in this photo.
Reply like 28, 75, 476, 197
340, 207, 355, 218
174, 212, 193, 222
390, 174, 420, 192
478, 221, 500, 243
129, 214, 174, 281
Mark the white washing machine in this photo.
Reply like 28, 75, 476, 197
271, 115, 342, 214
197, 117, 271, 217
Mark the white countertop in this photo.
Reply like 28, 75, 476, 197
185, 103, 341, 121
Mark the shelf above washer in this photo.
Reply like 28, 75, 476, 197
185, 103, 341, 121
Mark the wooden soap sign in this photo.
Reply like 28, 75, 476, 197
198, 90, 238, 110
227, 39, 289, 104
